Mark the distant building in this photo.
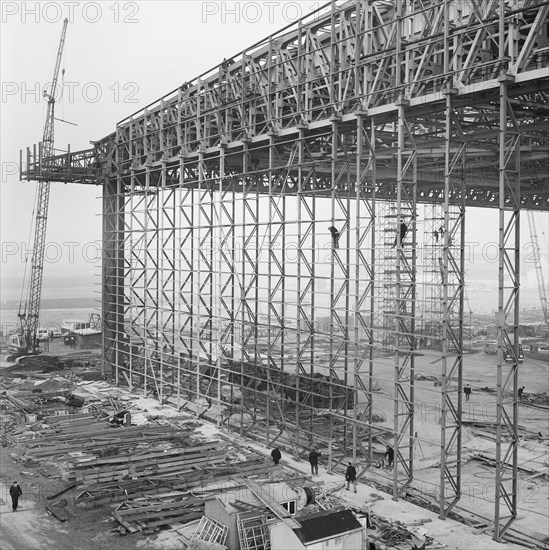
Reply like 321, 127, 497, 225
73, 328, 102, 349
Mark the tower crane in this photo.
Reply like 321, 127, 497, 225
8, 19, 69, 360
527, 210, 548, 325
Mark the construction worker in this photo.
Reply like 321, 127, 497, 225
9, 481, 23, 511
385, 445, 394, 468
345, 463, 357, 493
328, 226, 340, 249
393, 221, 408, 247
271, 446, 281, 465
308, 448, 321, 475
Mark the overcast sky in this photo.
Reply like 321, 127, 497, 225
1, 1, 547, 312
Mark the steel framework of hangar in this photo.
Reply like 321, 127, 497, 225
22, 0, 549, 541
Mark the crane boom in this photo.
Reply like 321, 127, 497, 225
526, 210, 548, 325
15, 19, 69, 356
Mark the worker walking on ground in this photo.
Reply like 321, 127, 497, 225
518, 386, 525, 400
464, 383, 472, 401
328, 226, 340, 249
393, 221, 408, 247
385, 445, 394, 469
271, 446, 282, 466
9, 481, 22, 512
345, 462, 357, 493
308, 448, 321, 475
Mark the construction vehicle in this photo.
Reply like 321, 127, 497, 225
503, 336, 525, 363
7, 19, 69, 362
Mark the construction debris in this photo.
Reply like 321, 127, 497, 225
2, 369, 546, 550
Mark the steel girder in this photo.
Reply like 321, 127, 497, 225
83, 0, 548, 209
22, 2, 549, 208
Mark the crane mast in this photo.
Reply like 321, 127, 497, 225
526, 210, 548, 325
17, 18, 68, 355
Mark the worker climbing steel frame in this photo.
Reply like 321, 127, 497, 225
392, 94, 417, 499
18, 0, 547, 541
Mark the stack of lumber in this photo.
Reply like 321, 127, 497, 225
22, 424, 192, 460
4, 394, 36, 413
112, 495, 204, 534
76, 457, 274, 508
43, 412, 97, 425
76, 479, 173, 508
72, 441, 225, 486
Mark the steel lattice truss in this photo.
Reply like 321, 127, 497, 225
21, 0, 549, 541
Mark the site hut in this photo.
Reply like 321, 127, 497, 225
71, 327, 102, 349
204, 481, 314, 550
270, 508, 366, 550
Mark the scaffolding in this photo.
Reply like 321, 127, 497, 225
20, 0, 549, 542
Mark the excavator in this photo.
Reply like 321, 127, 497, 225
7, 19, 69, 362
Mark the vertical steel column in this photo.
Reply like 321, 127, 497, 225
438, 1, 465, 517
142, 164, 150, 398
239, 142, 248, 434
392, 98, 417, 499
392, 0, 416, 499
102, 176, 124, 382
439, 85, 465, 518
215, 146, 225, 424
353, 113, 376, 463
266, 135, 274, 447
102, 124, 125, 382
296, 128, 304, 453
494, 71, 520, 543
194, 148, 205, 418
328, 116, 338, 467
127, 168, 141, 392
367, 118, 376, 465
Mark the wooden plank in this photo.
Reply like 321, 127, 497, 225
112, 512, 139, 533
45, 505, 68, 522
145, 510, 204, 528
72, 441, 220, 468
116, 499, 203, 517
46, 483, 76, 500
121, 504, 204, 523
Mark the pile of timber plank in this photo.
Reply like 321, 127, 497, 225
75, 457, 274, 508
71, 441, 225, 486
22, 423, 192, 460
3, 394, 37, 414
76, 479, 173, 508
112, 495, 204, 534
42, 412, 97, 425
